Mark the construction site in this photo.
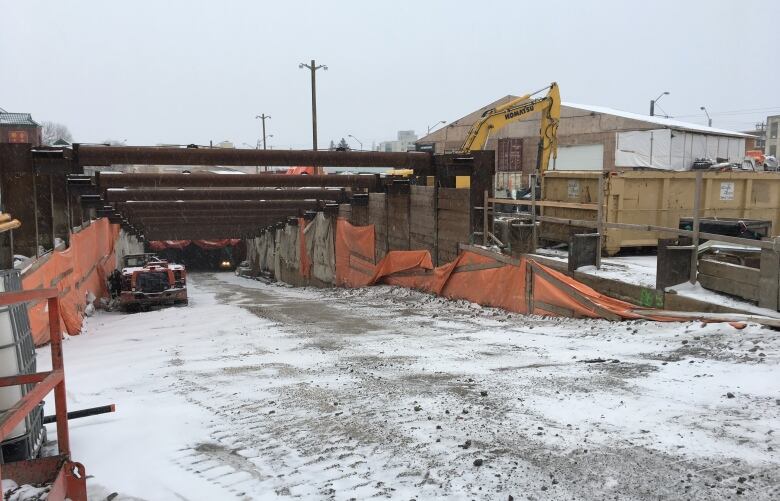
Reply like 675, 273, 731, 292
2, 3, 780, 501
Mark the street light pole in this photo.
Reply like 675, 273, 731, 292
427, 120, 447, 135
700, 106, 712, 127
650, 91, 669, 116
347, 134, 363, 151
299, 59, 328, 152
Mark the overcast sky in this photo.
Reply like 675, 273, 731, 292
2, 1, 778, 149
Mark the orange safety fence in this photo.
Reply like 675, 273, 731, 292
21, 219, 120, 345
335, 218, 376, 288
334, 219, 684, 322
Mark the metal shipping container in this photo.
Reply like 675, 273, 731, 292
540, 171, 780, 255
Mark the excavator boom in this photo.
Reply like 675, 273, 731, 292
460, 82, 560, 175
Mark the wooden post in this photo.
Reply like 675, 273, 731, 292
433, 178, 439, 265
530, 173, 538, 250
482, 189, 489, 246
596, 174, 604, 269
689, 172, 703, 284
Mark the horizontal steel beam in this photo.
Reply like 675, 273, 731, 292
96, 172, 379, 189
115, 200, 322, 210
119, 209, 302, 218
76, 145, 430, 169
131, 217, 288, 225
104, 188, 347, 202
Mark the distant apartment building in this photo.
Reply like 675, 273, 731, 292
378, 130, 418, 152
765, 115, 780, 157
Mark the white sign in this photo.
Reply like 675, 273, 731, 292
567, 180, 580, 199
720, 182, 735, 201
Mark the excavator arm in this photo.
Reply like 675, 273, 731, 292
460, 82, 560, 174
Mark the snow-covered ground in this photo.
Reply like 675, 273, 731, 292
35, 273, 779, 500
533, 249, 659, 288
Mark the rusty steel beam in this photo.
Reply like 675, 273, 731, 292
118, 209, 301, 218
76, 145, 431, 169
115, 199, 322, 210
130, 217, 289, 225
104, 187, 347, 202
95, 172, 378, 189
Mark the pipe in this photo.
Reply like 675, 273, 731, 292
43, 404, 116, 424
95, 172, 378, 189
115, 200, 322, 210
77, 145, 430, 169
104, 188, 347, 202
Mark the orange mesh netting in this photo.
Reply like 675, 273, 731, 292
335, 219, 375, 287
22, 218, 121, 345
148, 239, 240, 250
334, 218, 686, 322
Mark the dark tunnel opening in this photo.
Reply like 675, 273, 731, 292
147, 242, 247, 271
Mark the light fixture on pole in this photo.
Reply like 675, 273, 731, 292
347, 134, 363, 151
298, 60, 328, 152
649, 91, 669, 116
255, 114, 271, 150
700, 106, 712, 127
427, 120, 447, 135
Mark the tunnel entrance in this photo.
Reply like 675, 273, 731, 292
149, 241, 246, 271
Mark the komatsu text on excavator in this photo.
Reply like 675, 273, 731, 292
460, 82, 560, 176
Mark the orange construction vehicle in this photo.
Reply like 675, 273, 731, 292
117, 254, 187, 312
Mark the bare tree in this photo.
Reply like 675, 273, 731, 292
41, 121, 73, 145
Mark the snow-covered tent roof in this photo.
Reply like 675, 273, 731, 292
563, 102, 752, 138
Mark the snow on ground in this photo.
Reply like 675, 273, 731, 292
533, 249, 659, 288
35, 272, 780, 500
669, 282, 780, 318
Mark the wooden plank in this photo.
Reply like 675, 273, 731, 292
631, 309, 780, 328
488, 198, 598, 210
698, 259, 760, 286
698, 273, 759, 302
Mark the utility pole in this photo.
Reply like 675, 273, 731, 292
255, 114, 271, 149
255, 114, 271, 173
299, 60, 327, 154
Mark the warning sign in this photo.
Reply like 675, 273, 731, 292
720, 182, 735, 201
567, 180, 580, 199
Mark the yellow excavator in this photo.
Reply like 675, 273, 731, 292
453, 82, 560, 188
461, 82, 560, 174
389, 83, 560, 184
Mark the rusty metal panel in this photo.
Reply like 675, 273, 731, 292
497, 138, 522, 172
410, 185, 435, 259
437, 188, 470, 264
369, 193, 386, 262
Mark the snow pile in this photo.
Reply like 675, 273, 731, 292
2, 479, 50, 501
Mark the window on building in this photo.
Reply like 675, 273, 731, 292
770, 145, 777, 157
771, 122, 778, 139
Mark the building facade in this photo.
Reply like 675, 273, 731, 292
417, 97, 750, 189
378, 130, 418, 152
765, 115, 780, 158
0, 109, 42, 146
